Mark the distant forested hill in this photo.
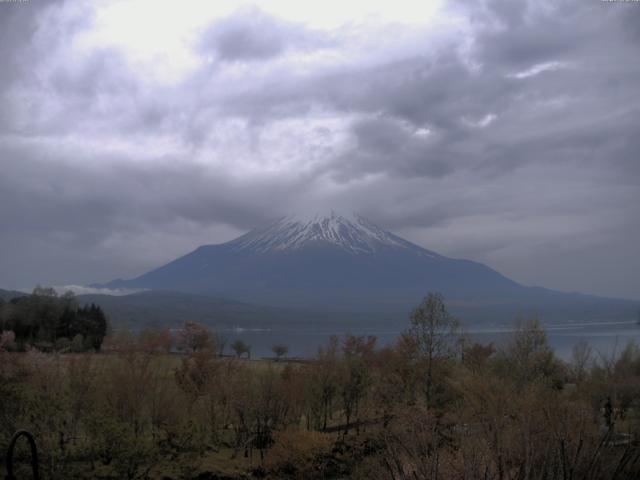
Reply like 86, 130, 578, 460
0, 288, 27, 302
76, 290, 385, 331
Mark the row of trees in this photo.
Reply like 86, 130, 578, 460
109, 320, 283, 360
0, 287, 108, 352
1, 293, 639, 479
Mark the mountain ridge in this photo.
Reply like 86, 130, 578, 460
97, 211, 638, 321
102, 212, 522, 306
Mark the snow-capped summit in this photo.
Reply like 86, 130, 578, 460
229, 211, 435, 255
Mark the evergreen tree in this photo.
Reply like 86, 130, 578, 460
2, 290, 109, 351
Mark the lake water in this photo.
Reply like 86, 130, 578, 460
219, 319, 640, 360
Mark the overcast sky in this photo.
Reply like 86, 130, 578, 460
1, 0, 639, 299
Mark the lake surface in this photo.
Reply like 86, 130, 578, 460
219, 319, 640, 360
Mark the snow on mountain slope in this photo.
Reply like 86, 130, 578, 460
230, 211, 438, 256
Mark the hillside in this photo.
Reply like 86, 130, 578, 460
0, 288, 27, 302
76, 290, 393, 331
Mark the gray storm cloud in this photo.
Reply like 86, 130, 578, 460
0, 0, 638, 300
199, 6, 332, 62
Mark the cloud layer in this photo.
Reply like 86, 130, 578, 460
1, 0, 639, 299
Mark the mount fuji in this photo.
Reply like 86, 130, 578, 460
100, 211, 638, 322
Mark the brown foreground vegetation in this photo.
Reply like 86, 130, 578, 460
1, 294, 640, 479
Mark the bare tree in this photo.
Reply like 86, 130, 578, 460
272, 343, 288, 361
570, 338, 593, 383
408, 292, 459, 403
177, 321, 215, 353
231, 339, 251, 358
340, 334, 376, 434
501, 317, 560, 385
